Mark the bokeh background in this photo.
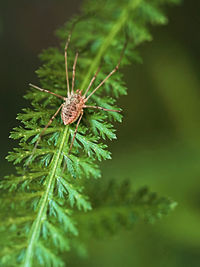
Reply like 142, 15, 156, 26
1, 1, 200, 266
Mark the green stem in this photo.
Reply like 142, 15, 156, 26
80, 0, 141, 91
23, 126, 69, 267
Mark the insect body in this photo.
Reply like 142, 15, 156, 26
28, 32, 124, 159
61, 90, 84, 125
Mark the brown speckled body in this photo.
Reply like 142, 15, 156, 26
61, 89, 85, 125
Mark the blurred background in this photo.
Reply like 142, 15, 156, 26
1, 0, 200, 266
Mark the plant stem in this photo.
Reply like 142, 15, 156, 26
23, 126, 69, 267
80, 0, 141, 91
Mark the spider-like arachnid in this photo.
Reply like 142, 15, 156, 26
29, 33, 124, 156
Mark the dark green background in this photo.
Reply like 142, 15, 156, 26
1, 1, 200, 266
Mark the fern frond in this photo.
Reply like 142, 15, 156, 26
0, 0, 179, 266
75, 180, 177, 237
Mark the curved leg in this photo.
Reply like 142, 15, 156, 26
72, 52, 79, 94
68, 111, 83, 154
65, 34, 71, 97
84, 105, 120, 112
85, 64, 120, 102
85, 40, 127, 102
83, 67, 101, 97
29, 83, 65, 100
25, 103, 63, 166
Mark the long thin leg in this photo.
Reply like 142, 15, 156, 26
83, 67, 101, 98
25, 104, 63, 166
68, 111, 83, 154
85, 40, 127, 102
85, 64, 120, 102
72, 52, 79, 94
84, 105, 121, 112
29, 83, 65, 100
65, 33, 71, 97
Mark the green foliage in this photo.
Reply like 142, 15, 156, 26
0, 0, 179, 266
75, 179, 177, 239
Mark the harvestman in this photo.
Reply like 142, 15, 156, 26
29, 33, 125, 157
